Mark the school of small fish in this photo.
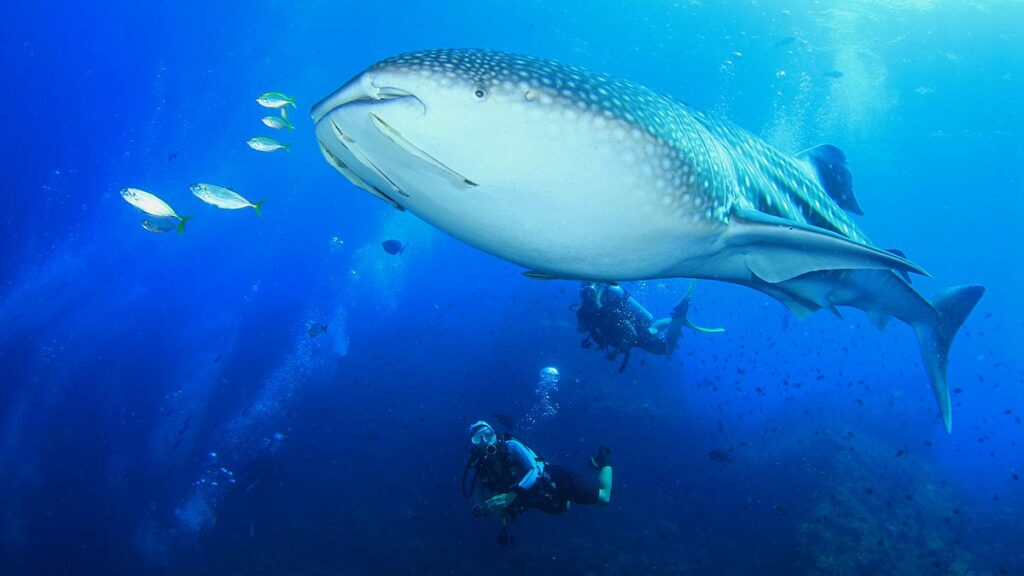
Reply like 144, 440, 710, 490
248, 91, 294, 152
120, 91, 295, 232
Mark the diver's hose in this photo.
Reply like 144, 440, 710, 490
460, 456, 478, 498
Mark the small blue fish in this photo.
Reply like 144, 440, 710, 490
773, 35, 797, 48
381, 239, 406, 255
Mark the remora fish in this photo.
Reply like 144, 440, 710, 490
141, 217, 182, 234
311, 49, 984, 432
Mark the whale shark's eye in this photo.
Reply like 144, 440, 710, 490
473, 86, 487, 99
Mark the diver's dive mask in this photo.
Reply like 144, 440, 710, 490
469, 420, 497, 448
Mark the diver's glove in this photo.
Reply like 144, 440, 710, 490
590, 446, 613, 469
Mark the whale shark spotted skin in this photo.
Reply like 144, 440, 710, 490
312, 49, 983, 432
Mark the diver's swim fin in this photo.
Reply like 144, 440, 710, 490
670, 281, 726, 336
685, 320, 726, 334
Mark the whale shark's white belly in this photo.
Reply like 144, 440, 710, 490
316, 98, 723, 280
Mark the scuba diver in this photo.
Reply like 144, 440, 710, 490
575, 281, 724, 372
461, 420, 612, 545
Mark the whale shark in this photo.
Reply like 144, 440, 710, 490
311, 49, 984, 432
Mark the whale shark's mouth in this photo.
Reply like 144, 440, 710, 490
311, 76, 416, 124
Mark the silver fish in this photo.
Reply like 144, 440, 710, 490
120, 187, 181, 219
262, 115, 294, 130
121, 187, 191, 233
190, 183, 264, 217
257, 91, 295, 109
246, 137, 289, 152
312, 49, 983, 432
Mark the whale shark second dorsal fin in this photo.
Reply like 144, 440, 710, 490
886, 248, 913, 284
797, 144, 864, 215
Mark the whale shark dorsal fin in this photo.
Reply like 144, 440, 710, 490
730, 207, 928, 284
797, 144, 863, 215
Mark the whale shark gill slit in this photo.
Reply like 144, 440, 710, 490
369, 113, 479, 187
328, 118, 408, 197
317, 141, 406, 211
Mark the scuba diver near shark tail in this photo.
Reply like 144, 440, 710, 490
462, 420, 612, 545
576, 281, 725, 372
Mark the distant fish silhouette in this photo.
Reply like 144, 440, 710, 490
381, 239, 406, 255
492, 411, 516, 431
773, 35, 797, 48
823, 69, 844, 79
708, 449, 734, 463
308, 323, 329, 338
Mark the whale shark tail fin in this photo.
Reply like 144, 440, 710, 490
912, 285, 985, 433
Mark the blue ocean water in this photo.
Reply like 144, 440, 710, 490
2, 1, 1022, 574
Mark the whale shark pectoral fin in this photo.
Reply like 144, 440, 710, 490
523, 270, 565, 280
524, 270, 558, 279
369, 113, 479, 188
523, 270, 609, 282
730, 207, 928, 284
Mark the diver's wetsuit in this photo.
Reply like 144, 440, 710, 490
473, 435, 599, 515
577, 284, 677, 370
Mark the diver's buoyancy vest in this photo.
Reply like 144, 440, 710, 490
476, 448, 518, 493
475, 435, 545, 493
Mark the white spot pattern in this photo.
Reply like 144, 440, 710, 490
368, 49, 865, 238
